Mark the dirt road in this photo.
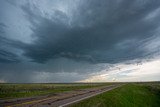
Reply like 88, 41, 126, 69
0, 84, 122, 107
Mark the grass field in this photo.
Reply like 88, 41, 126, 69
0, 83, 114, 99
69, 82, 160, 107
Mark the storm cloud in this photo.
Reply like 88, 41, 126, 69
0, 0, 160, 82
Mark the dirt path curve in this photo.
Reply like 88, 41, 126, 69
0, 84, 123, 107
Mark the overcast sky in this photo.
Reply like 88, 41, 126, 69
0, 0, 160, 83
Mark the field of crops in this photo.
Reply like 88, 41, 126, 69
0, 83, 114, 99
69, 82, 160, 107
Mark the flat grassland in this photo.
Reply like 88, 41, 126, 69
0, 83, 114, 99
69, 82, 160, 107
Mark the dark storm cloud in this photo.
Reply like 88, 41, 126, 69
0, 23, 19, 63
1, 0, 160, 82
0, 58, 106, 82
0, 22, 27, 63
21, 0, 160, 63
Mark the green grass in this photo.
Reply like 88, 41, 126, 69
0, 83, 114, 99
69, 83, 160, 107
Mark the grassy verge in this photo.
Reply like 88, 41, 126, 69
69, 83, 160, 107
0, 83, 114, 99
